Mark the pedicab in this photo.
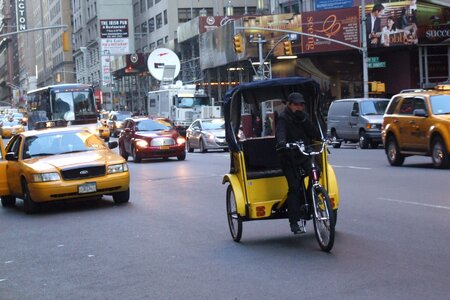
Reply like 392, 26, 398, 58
222, 77, 340, 252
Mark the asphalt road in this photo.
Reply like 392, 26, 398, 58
1, 142, 449, 299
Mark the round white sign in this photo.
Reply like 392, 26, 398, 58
147, 48, 181, 81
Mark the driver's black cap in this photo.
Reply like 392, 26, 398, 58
287, 92, 305, 104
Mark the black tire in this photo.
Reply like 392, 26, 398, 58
119, 145, 129, 161
113, 188, 130, 204
104, 137, 110, 142
1, 196, 16, 207
199, 138, 208, 153
132, 146, 141, 163
333, 209, 338, 227
330, 131, 341, 149
186, 139, 194, 153
177, 151, 186, 161
359, 131, 369, 149
22, 180, 39, 214
385, 136, 405, 166
312, 185, 335, 252
431, 136, 450, 169
226, 185, 242, 242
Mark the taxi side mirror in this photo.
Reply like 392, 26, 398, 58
5, 152, 17, 161
108, 141, 118, 149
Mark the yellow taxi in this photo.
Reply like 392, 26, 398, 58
95, 119, 111, 141
0, 121, 130, 214
0, 116, 25, 138
382, 83, 450, 168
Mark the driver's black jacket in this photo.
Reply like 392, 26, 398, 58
275, 107, 321, 223
276, 107, 321, 153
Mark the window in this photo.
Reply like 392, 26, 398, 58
156, 13, 162, 29
399, 98, 415, 115
147, 0, 153, 8
157, 38, 163, 46
148, 18, 155, 33
140, 0, 145, 12
163, 9, 168, 25
165, 36, 169, 43
141, 21, 147, 34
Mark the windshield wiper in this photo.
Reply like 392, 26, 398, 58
30, 153, 54, 157
60, 149, 91, 154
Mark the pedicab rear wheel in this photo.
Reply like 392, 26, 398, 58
312, 185, 335, 252
226, 185, 242, 242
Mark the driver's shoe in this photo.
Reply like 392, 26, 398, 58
290, 222, 302, 234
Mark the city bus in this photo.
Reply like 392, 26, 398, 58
26, 84, 97, 129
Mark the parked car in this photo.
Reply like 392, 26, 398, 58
0, 121, 130, 214
118, 117, 186, 162
382, 84, 450, 168
186, 118, 244, 153
107, 111, 133, 137
326, 98, 389, 149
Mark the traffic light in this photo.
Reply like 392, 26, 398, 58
62, 31, 71, 52
233, 34, 243, 53
283, 41, 293, 55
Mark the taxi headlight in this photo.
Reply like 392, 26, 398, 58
176, 136, 186, 145
135, 139, 148, 148
108, 163, 129, 174
32, 172, 61, 182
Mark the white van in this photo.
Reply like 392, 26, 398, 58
326, 98, 389, 149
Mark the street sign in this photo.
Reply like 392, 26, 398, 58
368, 62, 386, 68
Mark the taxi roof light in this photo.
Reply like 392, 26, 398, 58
434, 83, 450, 91
34, 120, 68, 130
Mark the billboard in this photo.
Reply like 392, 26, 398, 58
100, 19, 131, 55
416, 2, 450, 44
16, 0, 26, 31
363, 1, 419, 48
301, 7, 360, 53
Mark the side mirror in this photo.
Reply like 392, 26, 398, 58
5, 152, 17, 161
413, 109, 427, 117
351, 110, 359, 117
108, 141, 118, 149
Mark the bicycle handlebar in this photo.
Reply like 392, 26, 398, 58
285, 140, 326, 156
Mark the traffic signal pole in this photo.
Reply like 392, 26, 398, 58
0, 25, 68, 38
235, 25, 369, 95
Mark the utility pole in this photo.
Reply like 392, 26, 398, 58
361, 0, 369, 98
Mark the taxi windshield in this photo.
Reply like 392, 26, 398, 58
430, 95, 450, 115
2, 119, 21, 126
24, 131, 107, 158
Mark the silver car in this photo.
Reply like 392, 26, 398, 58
185, 118, 230, 153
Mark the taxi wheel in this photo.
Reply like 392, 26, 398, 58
22, 180, 39, 214
1, 196, 16, 207
431, 136, 450, 169
386, 136, 405, 166
113, 188, 130, 204
177, 151, 186, 161
132, 146, 141, 163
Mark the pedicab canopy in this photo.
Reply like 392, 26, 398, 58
223, 77, 325, 152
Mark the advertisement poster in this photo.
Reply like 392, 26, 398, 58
301, 7, 360, 54
100, 19, 130, 55
416, 2, 450, 44
363, 1, 419, 48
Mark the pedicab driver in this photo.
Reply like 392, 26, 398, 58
276, 92, 321, 234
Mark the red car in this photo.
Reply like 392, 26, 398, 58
118, 117, 186, 162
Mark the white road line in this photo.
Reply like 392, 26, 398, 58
378, 197, 450, 210
0, 278, 7, 282
332, 165, 372, 170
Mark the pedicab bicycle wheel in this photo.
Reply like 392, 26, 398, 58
312, 185, 335, 252
226, 185, 242, 242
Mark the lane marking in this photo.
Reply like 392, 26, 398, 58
0, 279, 7, 282
332, 165, 372, 170
378, 197, 450, 210
147, 174, 223, 182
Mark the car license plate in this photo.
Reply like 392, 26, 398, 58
78, 182, 97, 194
160, 145, 169, 150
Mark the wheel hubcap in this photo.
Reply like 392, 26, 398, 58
433, 143, 443, 164
388, 142, 396, 160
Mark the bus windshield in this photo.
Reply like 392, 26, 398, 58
27, 84, 97, 129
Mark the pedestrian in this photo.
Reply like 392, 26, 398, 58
275, 92, 321, 234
